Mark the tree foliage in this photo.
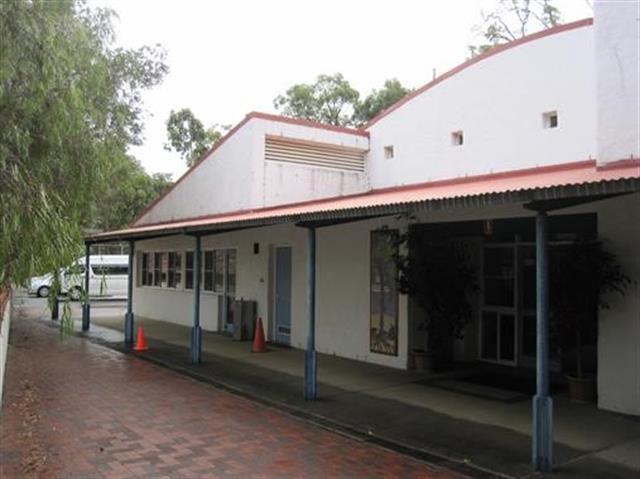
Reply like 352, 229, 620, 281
550, 240, 632, 378
469, 0, 562, 56
396, 235, 478, 347
165, 108, 229, 166
0, 0, 167, 286
274, 73, 360, 127
274, 74, 412, 127
354, 79, 412, 125
91, 154, 172, 231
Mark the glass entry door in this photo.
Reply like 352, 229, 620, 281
480, 244, 518, 365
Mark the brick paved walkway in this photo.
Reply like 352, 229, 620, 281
0, 314, 462, 478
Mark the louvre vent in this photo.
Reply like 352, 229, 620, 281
265, 135, 366, 172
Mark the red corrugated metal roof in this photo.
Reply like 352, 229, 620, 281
89, 159, 639, 241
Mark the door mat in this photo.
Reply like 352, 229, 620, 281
418, 377, 528, 403
416, 372, 567, 403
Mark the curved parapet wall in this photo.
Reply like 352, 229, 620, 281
366, 19, 595, 189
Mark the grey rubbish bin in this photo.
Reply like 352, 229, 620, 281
231, 299, 257, 341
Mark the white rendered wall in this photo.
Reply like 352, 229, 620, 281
136, 122, 260, 226
136, 118, 369, 226
132, 218, 410, 370
132, 225, 309, 339
366, 24, 596, 188
595, 0, 640, 164
595, 193, 640, 416
315, 217, 409, 369
133, 235, 221, 331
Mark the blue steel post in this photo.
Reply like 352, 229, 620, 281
304, 227, 317, 400
191, 235, 202, 364
81, 243, 91, 331
532, 211, 553, 472
124, 241, 135, 345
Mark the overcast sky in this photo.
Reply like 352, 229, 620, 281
95, 0, 593, 179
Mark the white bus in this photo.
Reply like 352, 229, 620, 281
28, 255, 129, 300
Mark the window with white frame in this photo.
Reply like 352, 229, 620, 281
226, 250, 236, 294
153, 252, 164, 286
185, 251, 194, 290
141, 253, 150, 286
203, 251, 214, 291
214, 250, 225, 292
167, 252, 182, 288
202, 249, 236, 294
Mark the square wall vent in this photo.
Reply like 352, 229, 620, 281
451, 131, 464, 146
543, 111, 558, 129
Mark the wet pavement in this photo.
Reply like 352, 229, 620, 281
0, 306, 462, 478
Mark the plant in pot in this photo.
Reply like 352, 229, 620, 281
550, 240, 632, 402
395, 233, 478, 371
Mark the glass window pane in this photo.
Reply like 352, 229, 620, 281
226, 250, 236, 295
175, 253, 182, 288
154, 253, 163, 286
484, 278, 514, 307
484, 247, 514, 277
203, 251, 213, 291
481, 312, 498, 360
500, 314, 515, 361
522, 246, 536, 310
522, 313, 536, 357
204, 250, 213, 270
214, 250, 224, 292
484, 246, 515, 307
167, 252, 176, 288
141, 253, 148, 286
185, 252, 194, 290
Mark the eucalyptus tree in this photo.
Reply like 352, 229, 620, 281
354, 79, 412, 125
274, 74, 414, 127
165, 108, 229, 166
91, 154, 172, 231
0, 0, 168, 288
274, 73, 360, 127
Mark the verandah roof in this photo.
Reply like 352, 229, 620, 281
86, 159, 640, 243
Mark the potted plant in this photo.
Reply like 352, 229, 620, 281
550, 240, 632, 402
396, 233, 478, 371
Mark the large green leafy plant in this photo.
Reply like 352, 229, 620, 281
550, 240, 632, 379
396, 233, 478, 356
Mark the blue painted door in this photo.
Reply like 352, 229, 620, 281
275, 247, 292, 345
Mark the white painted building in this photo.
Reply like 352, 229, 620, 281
91, 4, 639, 418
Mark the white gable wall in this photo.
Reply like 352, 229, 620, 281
136, 121, 261, 226
366, 24, 596, 188
135, 117, 369, 226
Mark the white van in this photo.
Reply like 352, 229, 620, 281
28, 255, 129, 300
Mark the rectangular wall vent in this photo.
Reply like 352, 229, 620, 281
265, 135, 366, 172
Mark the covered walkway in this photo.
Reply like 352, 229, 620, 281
81, 159, 640, 475
73, 307, 640, 478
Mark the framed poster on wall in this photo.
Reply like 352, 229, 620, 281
370, 229, 399, 356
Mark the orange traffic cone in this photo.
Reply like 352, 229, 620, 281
252, 317, 267, 353
133, 326, 149, 351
